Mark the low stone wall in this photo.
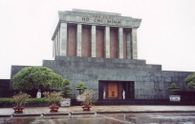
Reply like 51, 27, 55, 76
0, 79, 11, 97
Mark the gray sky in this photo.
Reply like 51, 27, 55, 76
0, 0, 195, 79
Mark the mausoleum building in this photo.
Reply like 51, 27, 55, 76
12, 9, 193, 104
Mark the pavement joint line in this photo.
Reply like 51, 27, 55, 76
13, 113, 41, 117
0, 112, 99, 118
96, 110, 195, 114
43, 112, 69, 116
70, 111, 96, 115
0, 115, 11, 118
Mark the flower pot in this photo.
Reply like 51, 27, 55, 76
82, 105, 91, 111
169, 95, 181, 102
60, 98, 71, 107
13, 106, 24, 113
49, 104, 59, 112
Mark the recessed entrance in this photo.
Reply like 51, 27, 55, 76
99, 80, 134, 100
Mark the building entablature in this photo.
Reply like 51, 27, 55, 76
51, 9, 141, 59
58, 10, 141, 28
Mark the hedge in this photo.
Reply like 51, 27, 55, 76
0, 98, 49, 107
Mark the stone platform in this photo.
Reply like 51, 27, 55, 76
1, 105, 195, 117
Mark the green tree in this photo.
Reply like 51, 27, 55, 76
76, 82, 87, 94
168, 82, 180, 92
12, 67, 65, 91
185, 73, 195, 89
61, 80, 72, 98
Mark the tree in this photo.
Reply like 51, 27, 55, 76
76, 82, 87, 94
12, 67, 65, 91
168, 82, 180, 92
185, 73, 195, 89
61, 80, 72, 98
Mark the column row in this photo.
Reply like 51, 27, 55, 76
53, 23, 137, 59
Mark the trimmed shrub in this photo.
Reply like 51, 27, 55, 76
0, 98, 49, 107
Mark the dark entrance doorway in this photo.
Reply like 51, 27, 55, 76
99, 80, 134, 100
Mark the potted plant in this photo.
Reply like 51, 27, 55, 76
43, 91, 62, 112
13, 92, 30, 113
76, 82, 87, 95
80, 89, 95, 111
168, 82, 180, 93
60, 80, 72, 107
168, 82, 181, 102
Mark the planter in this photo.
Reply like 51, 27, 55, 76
82, 105, 91, 111
49, 104, 59, 112
13, 106, 24, 113
169, 95, 181, 102
60, 98, 71, 107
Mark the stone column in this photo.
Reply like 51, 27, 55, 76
57, 30, 60, 56
91, 25, 96, 57
118, 27, 124, 59
105, 26, 110, 58
127, 29, 132, 59
59, 23, 67, 56
77, 24, 82, 57
53, 36, 57, 57
132, 28, 137, 59
52, 40, 55, 57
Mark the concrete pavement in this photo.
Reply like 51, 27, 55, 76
0, 105, 195, 117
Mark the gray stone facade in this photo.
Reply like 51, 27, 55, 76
42, 56, 192, 100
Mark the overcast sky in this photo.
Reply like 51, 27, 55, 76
0, 0, 195, 79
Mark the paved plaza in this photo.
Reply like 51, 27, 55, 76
1, 105, 195, 116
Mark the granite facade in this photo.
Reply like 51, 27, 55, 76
42, 56, 192, 100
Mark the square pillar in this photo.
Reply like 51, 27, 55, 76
57, 29, 60, 56
54, 35, 58, 57
77, 24, 82, 57
105, 26, 110, 58
52, 40, 55, 58
59, 23, 67, 56
132, 28, 137, 59
91, 25, 96, 57
118, 27, 124, 59
127, 29, 132, 59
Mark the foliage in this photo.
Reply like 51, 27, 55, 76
185, 73, 195, 89
12, 67, 65, 91
168, 82, 180, 92
61, 80, 72, 98
26, 98, 49, 104
80, 89, 95, 105
76, 82, 87, 94
0, 98, 49, 107
43, 91, 62, 104
0, 98, 14, 104
13, 92, 30, 107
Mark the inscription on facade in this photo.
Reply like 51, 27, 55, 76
55, 10, 142, 41
81, 15, 121, 25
